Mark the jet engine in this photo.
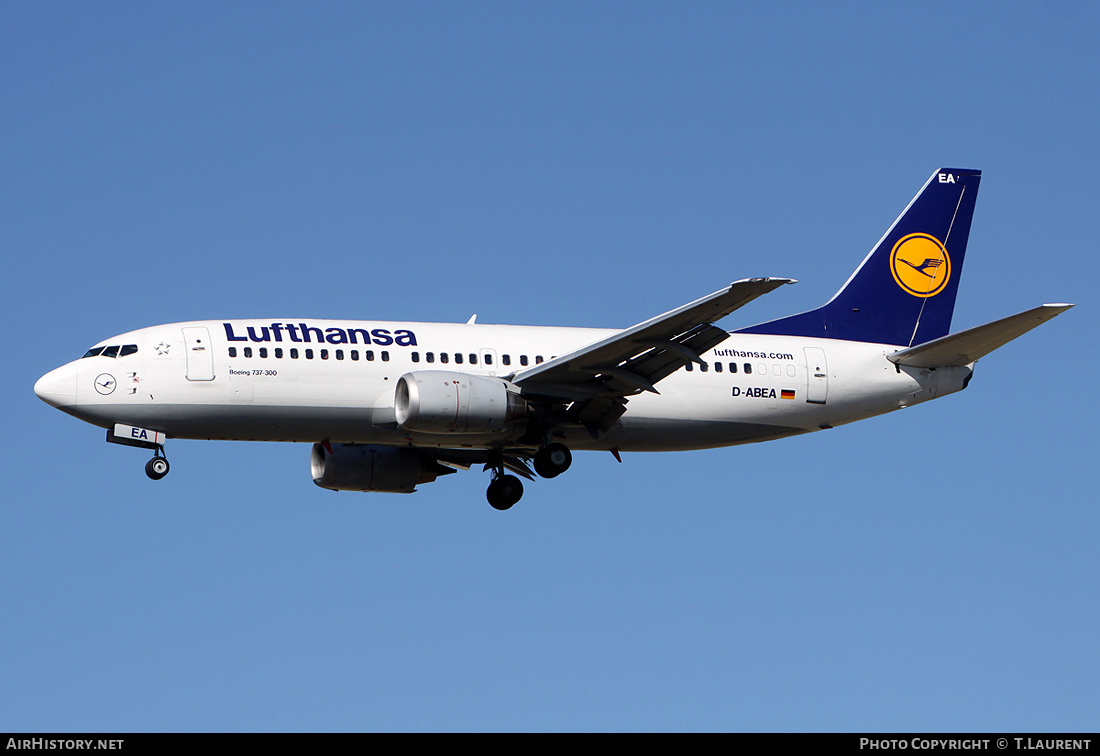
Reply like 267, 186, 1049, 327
311, 443, 454, 493
394, 371, 528, 434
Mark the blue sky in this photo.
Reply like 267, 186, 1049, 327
2, 2, 1096, 732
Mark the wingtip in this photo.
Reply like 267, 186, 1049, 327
730, 277, 798, 287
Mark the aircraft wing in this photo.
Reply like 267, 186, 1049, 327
512, 277, 795, 432
887, 303, 1074, 368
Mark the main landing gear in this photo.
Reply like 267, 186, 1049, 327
533, 442, 572, 479
486, 472, 524, 511
485, 442, 573, 511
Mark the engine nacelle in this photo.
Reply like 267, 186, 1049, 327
394, 371, 528, 434
310, 443, 452, 493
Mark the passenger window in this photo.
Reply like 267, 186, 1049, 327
350, 350, 359, 361
484, 353, 493, 365
469, 353, 477, 365
426, 352, 435, 363
700, 361, 708, 372
305, 349, 314, 359
744, 363, 751, 374
366, 350, 375, 361
381, 351, 390, 362
275, 348, 283, 359
290, 348, 299, 359
81, 347, 105, 358
320, 349, 329, 360
535, 356, 544, 364
440, 353, 449, 364
729, 362, 738, 373
520, 355, 529, 366
336, 350, 344, 360
244, 347, 253, 358
455, 353, 463, 364
685, 362, 694, 372
228, 347, 237, 358
411, 352, 420, 363
502, 354, 511, 366
259, 347, 268, 358
714, 362, 722, 372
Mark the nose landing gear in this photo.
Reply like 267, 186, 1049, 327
144, 449, 170, 480
106, 424, 171, 481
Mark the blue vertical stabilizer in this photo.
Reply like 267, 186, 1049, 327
737, 168, 981, 346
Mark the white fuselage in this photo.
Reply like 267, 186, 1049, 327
36, 318, 972, 452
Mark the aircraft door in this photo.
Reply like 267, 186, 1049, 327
804, 346, 828, 404
182, 327, 215, 381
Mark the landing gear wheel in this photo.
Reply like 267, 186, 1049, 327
486, 474, 524, 511
534, 442, 572, 479
145, 456, 170, 480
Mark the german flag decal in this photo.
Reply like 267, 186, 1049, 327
781, 389, 796, 400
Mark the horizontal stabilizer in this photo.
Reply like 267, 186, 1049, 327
887, 304, 1074, 368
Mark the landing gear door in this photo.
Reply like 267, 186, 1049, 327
182, 327, 215, 381
804, 346, 828, 404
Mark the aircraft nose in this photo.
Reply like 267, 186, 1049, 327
34, 364, 77, 408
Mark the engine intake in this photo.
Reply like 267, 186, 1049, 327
394, 371, 527, 434
311, 443, 453, 493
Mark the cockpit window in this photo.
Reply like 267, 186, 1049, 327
81, 344, 137, 358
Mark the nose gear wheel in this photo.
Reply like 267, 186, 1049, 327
145, 447, 170, 480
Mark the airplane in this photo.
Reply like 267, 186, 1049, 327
34, 168, 1073, 510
